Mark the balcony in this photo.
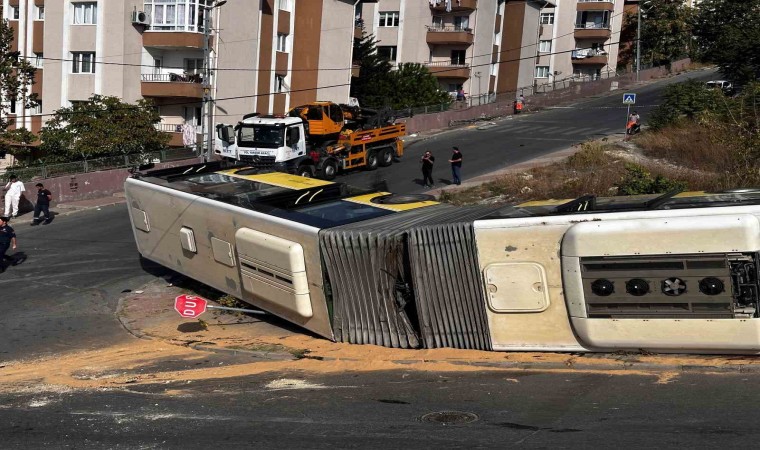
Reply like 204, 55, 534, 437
426, 26, 474, 45
574, 23, 611, 39
423, 61, 470, 79
154, 123, 186, 147
430, 0, 477, 12
143, 31, 211, 50
141, 73, 203, 98
577, 0, 614, 11
571, 49, 608, 65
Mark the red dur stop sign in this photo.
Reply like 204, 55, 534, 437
174, 294, 208, 318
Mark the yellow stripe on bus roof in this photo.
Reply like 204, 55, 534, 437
343, 193, 438, 211
219, 170, 335, 189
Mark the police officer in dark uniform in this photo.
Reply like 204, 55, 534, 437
0, 215, 17, 272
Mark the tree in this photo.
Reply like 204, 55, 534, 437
631, 0, 695, 67
648, 79, 727, 129
39, 95, 169, 162
350, 32, 392, 106
350, 32, 451, 109
371, 63, 451, 109
0, 18, 38, 149
693, 0, 760, 84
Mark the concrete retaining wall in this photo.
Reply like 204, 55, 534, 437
400, 59, 692, 135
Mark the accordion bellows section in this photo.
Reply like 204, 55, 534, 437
319, 205, 498, 350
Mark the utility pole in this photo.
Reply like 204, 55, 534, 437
201, 1, 227, 162
202, 5, 212, 161
636, 4, 641, 82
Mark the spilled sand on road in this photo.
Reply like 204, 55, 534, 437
2, 281, 758, 394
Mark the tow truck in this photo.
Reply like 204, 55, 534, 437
216, 101, 407, 180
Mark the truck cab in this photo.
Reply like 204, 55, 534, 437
216, 115, 309, 173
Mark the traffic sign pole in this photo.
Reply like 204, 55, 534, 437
174, 294, 267, 318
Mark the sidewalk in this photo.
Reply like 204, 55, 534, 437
56, 192, 126, 212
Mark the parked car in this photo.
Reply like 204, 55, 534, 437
706, 80, 734, 95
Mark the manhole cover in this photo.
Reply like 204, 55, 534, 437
420, 411, 479, 425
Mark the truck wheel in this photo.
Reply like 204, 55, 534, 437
320, 160, 338, 180
297, 164, 314, 178
365, 150, 379, 171
378, 148, 393, 167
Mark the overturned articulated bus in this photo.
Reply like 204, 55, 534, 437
126, 162, 760, 354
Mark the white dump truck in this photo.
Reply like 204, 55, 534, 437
126, 163, 760, 354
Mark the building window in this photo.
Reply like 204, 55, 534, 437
145, 0, 213, 32
575, 11, 610, 29
454, 16, 469, 30
33, 53, 44, 68
8, 5, 20, 20
276, 33, 289, 53
274, 75, 286, 93
539, 40, 552, 53
379, 11, 399, 27
184, 58, 204, 74
535, 66, 550, 78
278, 0, 293, 11
9, 99, 16, 115
73, 2, 98, 25
539, 13, 554, 25
451, 50, 466, 66
432, 16, 443, 29
36, 6, 45, 20
31, 102, 42, 115
377, 46, 397, 62
72, 52, 96, 74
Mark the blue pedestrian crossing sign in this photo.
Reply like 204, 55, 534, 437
623, 93, 637, 105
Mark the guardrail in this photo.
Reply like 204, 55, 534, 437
141, 73, 203, 83
3, 148, 198, 181
155, 123, 185, 133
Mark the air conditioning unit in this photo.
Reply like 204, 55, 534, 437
132, 10, 149, 26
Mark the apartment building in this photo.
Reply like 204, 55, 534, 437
533, 0, 624, 88
357, 0, 547, 100
1, 0, 359, 162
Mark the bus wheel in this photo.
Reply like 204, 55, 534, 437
321, 160, 338, 180
365, 150, 379, 171
297, 164, 314, 178
378, 148, 393, 167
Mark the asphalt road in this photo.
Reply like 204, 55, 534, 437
2, 368, 759, 448
0, 205, 165, 361
340, 68, 718, 194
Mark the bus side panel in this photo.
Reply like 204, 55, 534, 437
124, 178, 335, 340
473, 223, 587, 351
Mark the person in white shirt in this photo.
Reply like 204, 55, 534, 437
3, 175, 25, 218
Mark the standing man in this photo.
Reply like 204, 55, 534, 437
3, 174, 25, 218
32, 183, 53, 225
0, 215, 17, 272
449, 146, 463, 185
420, 151, 435, 188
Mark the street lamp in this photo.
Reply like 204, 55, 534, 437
202, 0, 226, 161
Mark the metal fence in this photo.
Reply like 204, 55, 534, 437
2, 147, 198, 181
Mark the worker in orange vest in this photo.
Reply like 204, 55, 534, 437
513, 99, 524, 114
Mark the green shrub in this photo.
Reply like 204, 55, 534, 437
617, 164, 687, 195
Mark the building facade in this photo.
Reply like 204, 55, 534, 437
1, 0, 358, 160
534, 0, 625, 88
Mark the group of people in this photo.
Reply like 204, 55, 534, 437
420, 146, 463, 188
2, 175, 54, 271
